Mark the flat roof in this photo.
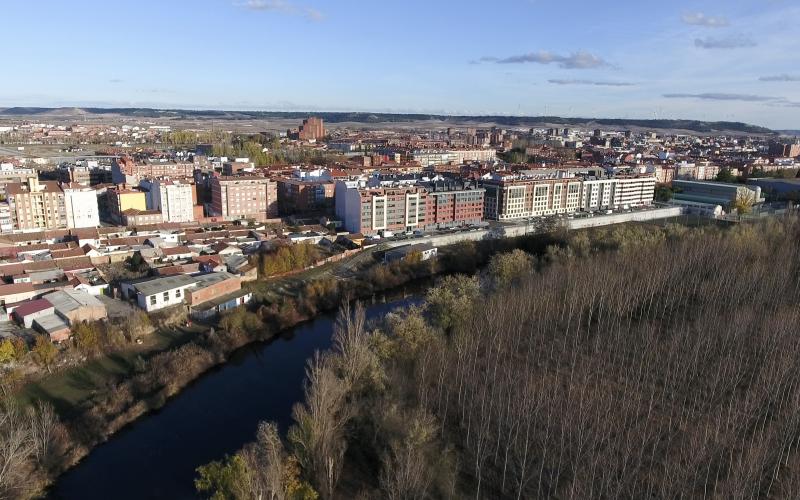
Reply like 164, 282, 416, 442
133, 274, 198, 296
133, 272, 236, 297
33, 314, 70, 334
43, 289, 104, 313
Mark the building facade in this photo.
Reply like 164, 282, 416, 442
298, 117, 325, 141
210, 176, 278, 221
482, 174, 656, 221
149, 179, 195, 223
63, 185, 100, 229
337, 182, 485, 235
107, 187, 148, 224
6, 179, 67, 230
411, 149, 497, 167
112, 157, 195, 185
276, 178, 335, 215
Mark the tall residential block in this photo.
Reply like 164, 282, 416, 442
6, 178, 66, 230
63, 184, 100, 229
336, 182, 484, 235
210, 176, 278, 221
481, 174, 656, 221
146, 179, 195, 223
298, 117, 325, 141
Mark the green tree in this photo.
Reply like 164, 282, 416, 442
487, 249, 534, 289
655, 185, 675, 202
425, 275, 481, 333
715, 168, 737, 183
32, 336, 58, 373
734, 190, 756, 215
73, 322, 100, 355
195, 454, 251, 500
0, 341, 15, 364
10, 337, 27, 360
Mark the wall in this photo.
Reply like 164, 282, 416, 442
566, 207, 684, 229
186, 276, 241, 306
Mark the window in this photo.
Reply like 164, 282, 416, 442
150, 295, 157, 306
163, 292, 170, 301
176, 289, 182, 298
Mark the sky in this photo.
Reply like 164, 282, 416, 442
2, 0, 799, 129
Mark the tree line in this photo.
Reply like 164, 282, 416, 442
196, 216, 800, 499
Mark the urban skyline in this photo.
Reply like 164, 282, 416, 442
2, 0, 799, 128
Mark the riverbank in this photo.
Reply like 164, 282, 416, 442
49, 291, 426, 500
37, 217, 750, 498
32, 232, 535, 498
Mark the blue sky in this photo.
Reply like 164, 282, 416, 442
2, 0, 799, 128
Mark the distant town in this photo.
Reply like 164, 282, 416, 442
0, 114, 797, 345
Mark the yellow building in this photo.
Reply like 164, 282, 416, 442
108, 187, 147, 224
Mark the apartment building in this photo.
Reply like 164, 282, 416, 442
107, 186, 148, 224
411, 149, 497, 168
768, 140, 800, 158
58, 161, 113, 186
613, 176, 657, 209
63, 184, 100, 229
336, 181, 485, 235
6, 178, 67, 230
0, 164, 37, 195
144, 179, 195, 223
482, 174, 656, 221
482, 176, 583, 221
210, 176, 278, 221
425, 182, 485, 228
112, 157, 195, 185
276, 177, 335, 215
297, 117, 325, 141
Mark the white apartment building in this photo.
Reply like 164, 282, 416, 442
63, 186, 100, 229
482, 174, 656, 221
613, 176, 656, 209
150, 180, 195, 222
411, 149, 497, 167
580, 178, 616, 211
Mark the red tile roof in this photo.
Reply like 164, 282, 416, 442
12, 298, 53, 318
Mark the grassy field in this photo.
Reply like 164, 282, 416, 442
16, 326, 200, 417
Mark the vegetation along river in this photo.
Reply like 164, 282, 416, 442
48, 289, 423, 500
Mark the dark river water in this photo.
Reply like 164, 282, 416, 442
48, 290, 423, 500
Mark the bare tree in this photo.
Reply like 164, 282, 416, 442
288, 353, 352, 499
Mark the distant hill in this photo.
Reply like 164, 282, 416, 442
0, 107, 775, 135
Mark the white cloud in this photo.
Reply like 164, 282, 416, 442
237, 0, 323, 21
759, 74, 800, 82
473, 51, 610, 69
549, 79, 634, 87
694, 36, 757, 49
681, 13, 729, 27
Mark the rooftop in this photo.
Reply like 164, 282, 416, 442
43, 289, 104, 313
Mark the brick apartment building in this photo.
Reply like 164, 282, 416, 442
768, 140, 800, 158
58, 162, 113, 186
6, 178, 67, 230
210, 176, 278, 221
297, 117, 325, 141
112, 157, 195, 184
276, 177, 335, 215
336, 181, 485, 235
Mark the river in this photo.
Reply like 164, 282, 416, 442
48, 289, 423, 500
